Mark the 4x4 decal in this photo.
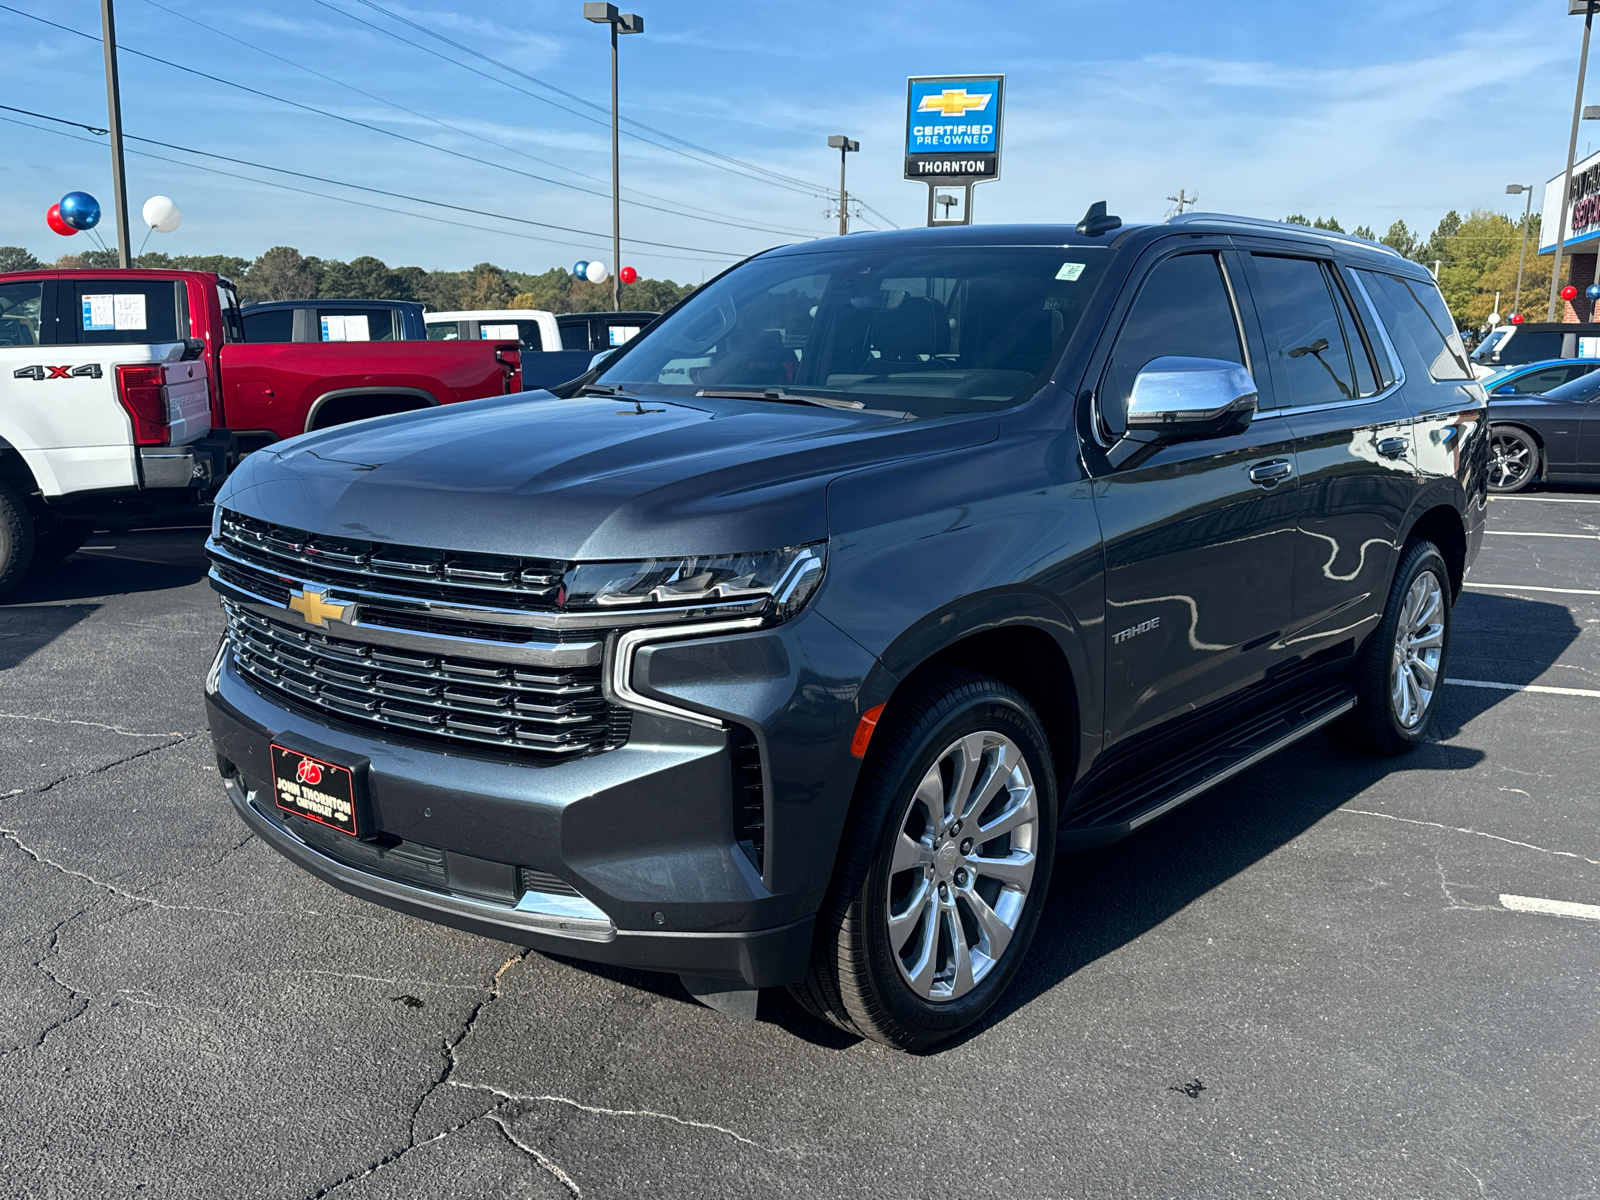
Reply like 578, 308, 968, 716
12, 364, 103, 380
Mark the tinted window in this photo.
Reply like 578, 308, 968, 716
480, 321, 542, 352
1362, 272, 1474, 381
0, 282, 43, 346
70, 279, 186, 345
426, 321, 460, 341
319, 308, 394, 341
1252, 255, 1358, 406
218, 285, 246, 343
1500, 364, 1586, 395
1100, 253, 1245, 432
1541, 369, 1600, 402
1498, 331, 1564, 367
1329, 272, 1381, 396
1471, 328, 1507, 363
1344, 268, 1397, 388
242, 308, 294, 343
560, 321, 591, 351
600, 246, 1112, 416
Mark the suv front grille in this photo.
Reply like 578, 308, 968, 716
224, 603, 628, 759
215, 509, 569, 611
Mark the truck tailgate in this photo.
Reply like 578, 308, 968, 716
163, 357, 212, 444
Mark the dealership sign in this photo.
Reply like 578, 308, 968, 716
904, 75, 1005, 183
1541, 146, 1600, 254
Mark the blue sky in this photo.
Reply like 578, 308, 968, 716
0, 0, 1587, 282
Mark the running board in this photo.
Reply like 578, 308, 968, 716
1059, 682, 1356, 850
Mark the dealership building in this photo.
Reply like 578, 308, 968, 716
1543, 148, 1600, 320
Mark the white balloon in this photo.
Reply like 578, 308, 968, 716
142, 195, 182, 233
584, 260, 608, 284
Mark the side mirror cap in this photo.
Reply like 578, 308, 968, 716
1126, 356, 1258, 440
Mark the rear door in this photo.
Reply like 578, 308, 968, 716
1236, 250, 1416, 660
1089, 243, 1301, 747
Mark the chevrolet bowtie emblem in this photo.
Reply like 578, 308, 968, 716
918, 88, 992, 118
286, 585, 349, 627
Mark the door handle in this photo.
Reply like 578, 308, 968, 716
1248, 459, 1293, 487
1377, 436, 1409, 459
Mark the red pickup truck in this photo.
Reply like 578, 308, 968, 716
0, 268, 521, 594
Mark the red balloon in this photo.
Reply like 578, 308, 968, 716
1561, 284, 1579, 301
47, 203, 77, 236
1510, 313, 1524, 324
618, 266, 638, 285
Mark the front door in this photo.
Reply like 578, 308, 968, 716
1090, 246, 1301, 749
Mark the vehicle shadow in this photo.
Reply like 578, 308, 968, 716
540, 597, 1582, 1053
0, 604, 100, 671
5, 528, 211, 607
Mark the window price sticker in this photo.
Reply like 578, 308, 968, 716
321, 314, 371, 342
81, 294, 148, 331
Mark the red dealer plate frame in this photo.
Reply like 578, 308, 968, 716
270, 743, 364, 837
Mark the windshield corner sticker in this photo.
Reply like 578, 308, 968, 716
82, 293, 148, 332
1056, 262, 1087, 282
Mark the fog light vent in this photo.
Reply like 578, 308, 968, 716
518, 866, 581, 897
730, 726, 765, 876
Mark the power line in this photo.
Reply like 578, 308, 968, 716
136, 0, 822, 241
0, 103, 747, 259
3, 1, 817, 244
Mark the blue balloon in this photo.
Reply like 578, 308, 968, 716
572, 260, 589, 278
59, 191, 101, 231
1586, 284, 1600, 302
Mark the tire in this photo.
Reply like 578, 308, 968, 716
1333, 540, 1451, 756
30, 518, 94, 564
0, 481, 36, 600
1487, 425, 1539, 494
789, 670, 1058, 1051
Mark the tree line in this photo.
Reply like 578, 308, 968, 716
0, 244, 697, 314
1283, 211, 1563, 328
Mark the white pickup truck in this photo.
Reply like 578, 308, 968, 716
0, 269, 225, 595
423, 309, 647, 389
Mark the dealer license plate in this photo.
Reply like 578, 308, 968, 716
270, 744, 361, 836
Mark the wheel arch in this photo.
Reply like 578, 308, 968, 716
1401, 502, 1467, 600
304, 386, 441, 433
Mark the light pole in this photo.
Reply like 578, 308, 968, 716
1506, 183, 1534, 319
583, 3, 643, 312
99, 0, 131, 268
1550, 1, 1599, 321
827, 136, 858, 236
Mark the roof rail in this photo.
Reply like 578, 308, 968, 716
1166, 212, 1404, 260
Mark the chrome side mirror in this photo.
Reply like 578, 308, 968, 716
1126, 356, 1258, 440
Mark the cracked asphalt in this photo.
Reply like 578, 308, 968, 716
2, 491, 1597, 1200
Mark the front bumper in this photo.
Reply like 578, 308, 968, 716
204, 604, 878, 986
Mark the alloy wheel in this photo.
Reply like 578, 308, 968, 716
1390, 570, 1445, 729
884, 731, 1039, 1002
1487, 429, 1534, 492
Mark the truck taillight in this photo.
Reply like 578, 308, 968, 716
116, 363, 169, 446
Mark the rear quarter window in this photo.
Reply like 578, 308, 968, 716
0, 281, 44, 346
1358, 271, 1473, 382
242, 307, 294, 344
68, 278, 187, 345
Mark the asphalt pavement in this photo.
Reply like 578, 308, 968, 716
2, 491, 1596, 1200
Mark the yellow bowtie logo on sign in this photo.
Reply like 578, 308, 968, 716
918, 89, 992, 118
287, 585, 349, 627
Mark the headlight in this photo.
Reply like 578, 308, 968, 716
561, 543, 824, 622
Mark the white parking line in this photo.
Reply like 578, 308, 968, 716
1464, 583, 1600, 596
1447, 678, 1600, 698
1490, 495, 1600, 504
1500, 894, 1600, 921
1483, 531, 1600, 540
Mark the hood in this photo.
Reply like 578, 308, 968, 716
217, 393, 998, 559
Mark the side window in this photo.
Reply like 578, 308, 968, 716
560, 321, 591, 351
1100, 252, 1246, 433
1343, 268, 1398, 389
1251, 255, 1360, 407
318, 308, 394, 342
1360, 271, 1473, 382
242, 308, 294, 344
426, 321, 459, 341
1327, 270, 1382, 396
217, 284, 246, 344
0, 282, 45, 347
70, 279, 186, 345
514, 321, 543, 352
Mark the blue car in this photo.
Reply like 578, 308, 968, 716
1481, 357, 1600, 397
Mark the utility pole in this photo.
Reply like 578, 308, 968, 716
583, 4, 643, 312
99, 0, 131, 268
1167, 188, 1197, 216
1506, 183, 1534, 317
828, 136, 859, 236
1551, 1, 1597, 321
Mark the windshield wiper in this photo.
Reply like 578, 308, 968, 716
580, 383, 640, 397
695, 388, 865, 411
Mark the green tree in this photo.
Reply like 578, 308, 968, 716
1352, 225, 1376, 242
1381, 220, 1420, 260
0, 246, 41, 271
1283, 214, 1311, 226
243, 246, 318, 301
461, 262, 514, 309
1433, 210, 1523, 323
1421, 210, 1463, 268
1312, 216, 1344, 233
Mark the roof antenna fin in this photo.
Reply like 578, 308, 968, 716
1076, 201, 1122, 237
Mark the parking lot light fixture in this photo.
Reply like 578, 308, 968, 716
583, 3, 644, 312
1506, 183, 1535, 319
827, 136, 859, 236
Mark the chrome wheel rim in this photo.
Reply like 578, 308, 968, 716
1390, 570, 1445, 729
1488, 430, 1533, 491
885, 731, 1039, 1003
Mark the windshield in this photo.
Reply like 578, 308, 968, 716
1471, 329, 1506, 362
1541, 369, 1600, 403
596, 245, 1112, 415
